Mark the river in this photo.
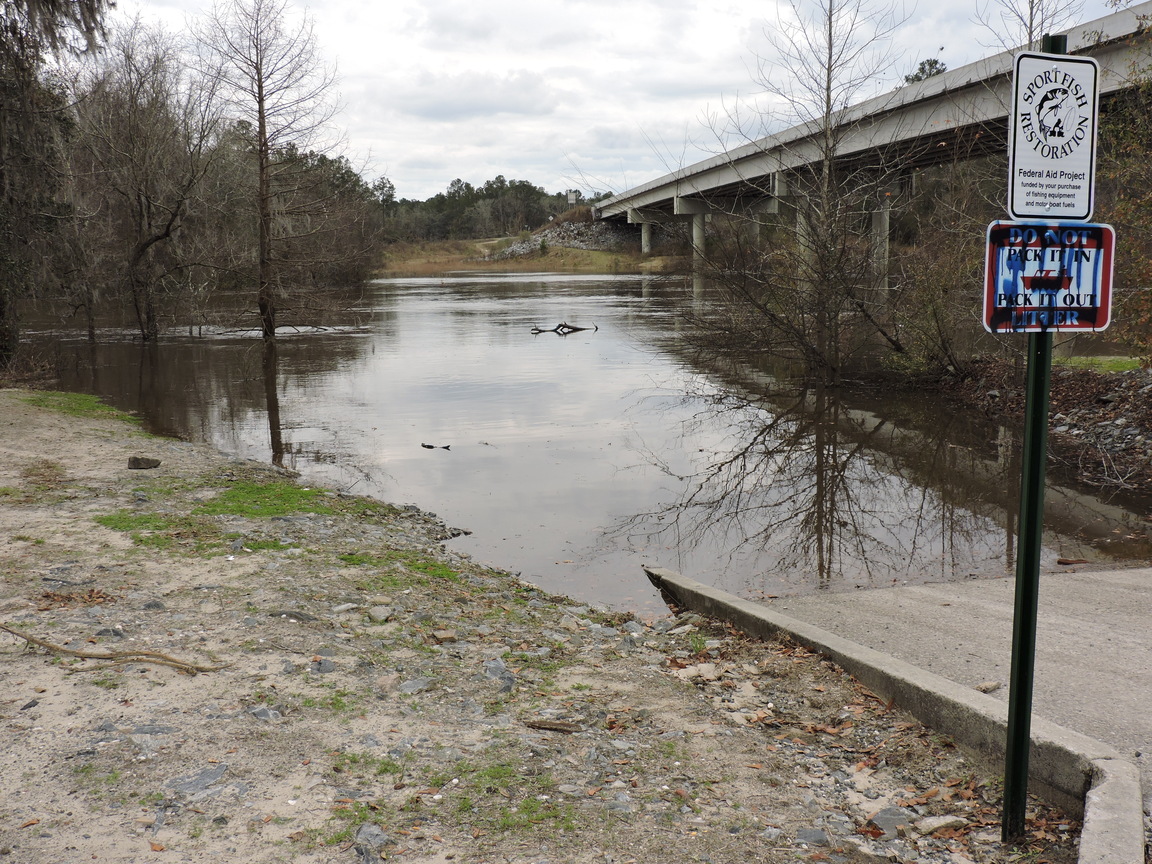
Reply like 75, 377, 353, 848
33, 271, 1152, 614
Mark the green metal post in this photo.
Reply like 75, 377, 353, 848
1001, 330, 1052, 841
1001, 31, 1064, 843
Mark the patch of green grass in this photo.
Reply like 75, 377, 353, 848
21, 458, 66, 489
494, 797, 575, 832
341, 498, 401, 521
73, 764, 122, 785
324, 800, 384, 843
19, 390, 140, 424
344, 550, 461, 589
194, 481, 334, 518
94, 511, 222, 553
95, 512, 177, 532
91, 674, 122, 690
1054, 355, 1140, 373
331, 751, 405, 780
299, 688, 360, 714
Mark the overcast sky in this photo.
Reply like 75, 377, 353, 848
112, 0, 1119, 201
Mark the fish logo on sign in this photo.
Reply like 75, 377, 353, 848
1019, 74, 1091, 159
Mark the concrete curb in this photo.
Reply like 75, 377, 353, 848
643, 566, 1147, 864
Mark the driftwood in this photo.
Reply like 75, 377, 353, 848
523, 719, 583, 734
0, 622, 227, 675
531, 322, 598, 336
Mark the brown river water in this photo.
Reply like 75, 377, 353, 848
30, 272, 1152, 614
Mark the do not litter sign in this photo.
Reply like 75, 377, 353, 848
983, 221, 1114, 333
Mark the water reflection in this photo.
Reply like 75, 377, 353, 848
263, 340, 285, 467
616, 382, 997, 597
31, 273, 1152, 612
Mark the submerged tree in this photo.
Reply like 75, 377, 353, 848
690, 0, 910, 383
194, 0, 338, 340
69, 20, 224, 341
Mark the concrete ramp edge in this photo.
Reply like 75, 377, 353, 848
643, 566, 1146, 864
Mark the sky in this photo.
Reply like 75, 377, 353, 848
112, 0, 1119, 201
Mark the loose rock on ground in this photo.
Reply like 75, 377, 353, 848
0, 389, 1078, 863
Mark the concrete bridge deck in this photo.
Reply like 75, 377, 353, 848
593, 2, 1152, 259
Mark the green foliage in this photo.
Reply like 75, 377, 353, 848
324, 800, 384, 842
331, 751, 404, 778
94, 510, 219, 551
386, 175, 574, 241
18, 391, 137, 423
904, 57, 947, 84
341, 550, 460, 587
73, 764, 122, 784
193, 481, 334, 517
298, 688, 359, 714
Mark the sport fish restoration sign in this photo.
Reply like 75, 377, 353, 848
984, 221, 1114, 333
1008, 52, 1099, 221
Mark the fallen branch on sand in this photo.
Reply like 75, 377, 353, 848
0, 622, 228, 675
531, 322, 598, 335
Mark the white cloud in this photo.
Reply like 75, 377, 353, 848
114, 0, 1121, 200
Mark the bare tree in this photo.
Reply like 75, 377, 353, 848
973, 0, 1086, 52
68, 20, 224, 341
194, 0, 338, 341
691, 0, 910, 384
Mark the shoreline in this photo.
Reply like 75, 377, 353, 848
0, 388, 1081, 863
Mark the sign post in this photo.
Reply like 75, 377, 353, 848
994, 33, 1109, 843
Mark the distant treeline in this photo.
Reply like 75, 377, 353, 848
378, 176, 602, 241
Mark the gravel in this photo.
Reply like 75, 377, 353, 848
0, 390, 1080, 863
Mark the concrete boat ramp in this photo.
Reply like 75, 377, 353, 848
772, 567, 1152, 792
644, 564, 1152, 863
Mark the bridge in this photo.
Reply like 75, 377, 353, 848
592, 2, 1152, 263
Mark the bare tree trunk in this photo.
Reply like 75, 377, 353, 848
262, 339, 284, 466
0, 285, 18, 367
257, 76, 275, 341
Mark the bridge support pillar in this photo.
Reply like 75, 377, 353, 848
871, 193, 892, 291
628, 207, 679, 256
692, 214, 706, 267
674, 197, 711, 269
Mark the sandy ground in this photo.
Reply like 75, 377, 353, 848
0, 389, 1078, 864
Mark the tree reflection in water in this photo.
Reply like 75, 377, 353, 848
620, 380, 1018, 595
262, 339, 285, 468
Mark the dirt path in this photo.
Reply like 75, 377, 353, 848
0, 389, 1077, 863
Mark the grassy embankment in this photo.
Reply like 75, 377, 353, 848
377, 237, 673, 277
